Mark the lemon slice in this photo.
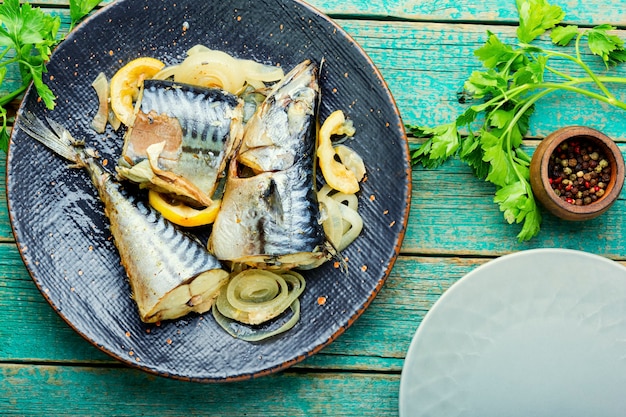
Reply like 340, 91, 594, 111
109, 57, 165, 126
148, 191, 220, 227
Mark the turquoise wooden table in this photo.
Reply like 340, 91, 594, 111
3, 0, 626, 415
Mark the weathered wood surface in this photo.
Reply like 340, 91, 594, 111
30, 0, 626, 25
3, 365, 401, 416
4, 0, 626, 415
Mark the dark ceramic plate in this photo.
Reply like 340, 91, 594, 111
7, 0, 410, 381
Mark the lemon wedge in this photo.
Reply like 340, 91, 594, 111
317, 110, 360, 194
148, 191, 220, 227
109, 57, 165, 127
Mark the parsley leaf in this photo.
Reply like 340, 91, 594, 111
69, 0, 102, 30
587, 24, 626, 67
474, 31, 524, 70
516, 0, 565, 43
550, 25, 579, 46
0, 0, 103, 152
494, 181, 541, 241
409, 123, 460, 169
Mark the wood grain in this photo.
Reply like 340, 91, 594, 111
28, 0, 626, 25
0, 364, 399, 416
4, 16, 626, 138
0, 241, 480, 370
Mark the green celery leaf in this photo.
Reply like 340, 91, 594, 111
488, 109, 514, 129
607, 49, 626, 65
410, 123, 460, 168
475, 32, 516, 69
0, 27, 13, 47
18, 4, 47, 45
69, 0, 102, 28
588, 25, 625, 67
483, 146, 510, 187
516, 202, 542, 241
0, 105, 8, 153
512, 57, 546, 87
459, 133, 490, 179
29, 65, 55, 109
422, 123, 460, 160
406, 124, 429, 138
464, 69, 508, 99
480, 130, 512, 187
456, 107, 477, 127
0, 0, 22, 38
515, 105, 534, 137
0, 126, 8, 153
493, 180, 541, 242
516, 0, 565, 43
550, 25, 579, 46
515, 147, 532, 165
494, 181, 527, 223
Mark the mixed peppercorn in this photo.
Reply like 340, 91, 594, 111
548, 138, 611, 206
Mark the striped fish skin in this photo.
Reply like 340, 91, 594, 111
209, 157, 327, 269
117, 80, 244, 207
209, 60, 329, 269
96, 170, 228, 322
237, 60, 318, 173
19, 114, 229, 323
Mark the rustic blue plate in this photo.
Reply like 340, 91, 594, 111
7, 0, 410, 381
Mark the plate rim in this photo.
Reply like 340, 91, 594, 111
6, 0, 412, 382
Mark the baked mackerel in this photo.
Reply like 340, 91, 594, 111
116, 79, 244, 208
19, 113, 229, 323
209, 60, 329, 269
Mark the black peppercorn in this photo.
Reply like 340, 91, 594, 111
547, 138, 612, 206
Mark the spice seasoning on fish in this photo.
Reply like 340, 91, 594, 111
548, 139, 611, 206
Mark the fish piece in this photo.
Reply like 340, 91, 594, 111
117, 79, 244, 207
19, 113, 229, 323
208, 158, 328, 269
236, 59, 319, 173
209, 60, 329, 269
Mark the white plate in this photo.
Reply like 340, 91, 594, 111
399, 248, 626, 417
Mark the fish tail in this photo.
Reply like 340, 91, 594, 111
18, 112, 87, 165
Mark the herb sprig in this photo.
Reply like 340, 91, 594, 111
0, 0, 102, 152
408, 0, 626, 242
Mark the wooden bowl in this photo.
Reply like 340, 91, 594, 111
530, 126, 625, 221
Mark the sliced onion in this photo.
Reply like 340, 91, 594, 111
318, 197, 343, 249
318, 185, 363, 251
174, 49, 247, 93
90, 72, 109, 133
318, 184, 358, 211
152, 64, 181, 81
241, 59, 284, 83
335, 144, 366, 182
169, 46, 285, 94
186, 44, 212, 56
152, 45, 284, 96
335, 199, 363, 250
215, 269, 305, 325
212, 299, 301, 342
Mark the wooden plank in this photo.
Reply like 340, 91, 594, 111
404, 144, 626, 258
338, 20, 626, 141
4, 18, 626, 139
0, 155, 10, 242
30, 0, 626, 26
0, 364, 400, 416
0, 240, 481, 370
